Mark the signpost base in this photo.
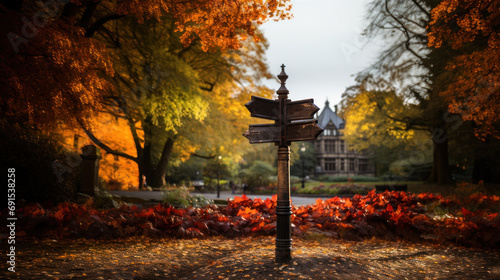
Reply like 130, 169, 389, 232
276, 146, 292, 263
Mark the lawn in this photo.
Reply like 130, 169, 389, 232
289, 181, 423, 195
289, 181, 500, 196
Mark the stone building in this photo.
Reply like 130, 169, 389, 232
314, 101, 375, 177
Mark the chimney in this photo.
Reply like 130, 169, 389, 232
334, 105, 338, 113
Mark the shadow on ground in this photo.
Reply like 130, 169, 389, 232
3, 236, 499, 279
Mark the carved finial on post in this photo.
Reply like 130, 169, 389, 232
277, 64, 289, 98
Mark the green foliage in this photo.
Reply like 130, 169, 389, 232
167, 156, 205, 184
290, 142, 316, 178
240, 143, 277, 168
426, 200, 448, 217
317, 176, 382, 183
242, 160, 275, 190
0, 121, 77, 203
295, 184, 373, 195
162, 186, 213, 208
203, 158, 230, 179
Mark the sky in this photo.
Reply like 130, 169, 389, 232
260, 0, 381, 111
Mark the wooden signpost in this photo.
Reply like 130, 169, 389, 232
243, 65, 324, 263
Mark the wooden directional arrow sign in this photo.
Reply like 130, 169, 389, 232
245, 96, 279, 120
242, 123, 279, 143
245, 96, 320, 121
286, 120, 323, 141
243, 120, 323, 144
287, 99, 320, 120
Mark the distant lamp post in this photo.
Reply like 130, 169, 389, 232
217, 155, 222, 198
301, 143, 306, 188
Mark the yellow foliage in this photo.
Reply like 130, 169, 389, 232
343, 89, 427, 151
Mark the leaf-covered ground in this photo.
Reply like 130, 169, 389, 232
4, 190, 499, 249
2, 190, 499, 279
2, 236, 499, 279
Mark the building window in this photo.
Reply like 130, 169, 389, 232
340, 140, 345, 153
349, 159, 355, 171
359, 159, 368, 173
325, 158, 335, 171
325, 140, 335, 153
323, 126, 338, 137
340, 158, 345, 171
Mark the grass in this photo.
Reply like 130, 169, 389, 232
291, 180, 423, 189
288, 181, 424, 195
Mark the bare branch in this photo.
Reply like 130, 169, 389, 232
409, 0, 431, 18
384, 0, 426, 62
78, 119, 138, 162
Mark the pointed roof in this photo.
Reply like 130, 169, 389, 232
317, 100, 345, 129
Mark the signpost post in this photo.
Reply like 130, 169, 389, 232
243, 65, 323, 263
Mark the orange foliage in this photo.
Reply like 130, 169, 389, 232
428, 0, 500, 139
57, 114, 140, 190
1, 0, 291, 127
0, 18, 113, 127
112, 0, 292, 51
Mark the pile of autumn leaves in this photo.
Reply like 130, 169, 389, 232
4, 190, 500, 249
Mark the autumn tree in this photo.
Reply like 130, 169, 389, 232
0, 1, 113, 128
1, 0, 291, 189
80, 15, 277, 188
427, 0, 500, 140
352, 0, 459, 184
341, 86, 432, 176
426, 0, 500, 182
0, 0, 291, 128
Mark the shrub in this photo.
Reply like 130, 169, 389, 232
317, 176, 381, 182
162, 186, 213, 208
243, 161, 275, 190
296, 184, 372, 195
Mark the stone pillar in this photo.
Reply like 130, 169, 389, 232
80, 145, 101, 196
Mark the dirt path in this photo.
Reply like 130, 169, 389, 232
3, 236, 499, 279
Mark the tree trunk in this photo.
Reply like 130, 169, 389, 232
428, 127, 453, 185
137, 137, 175, 189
